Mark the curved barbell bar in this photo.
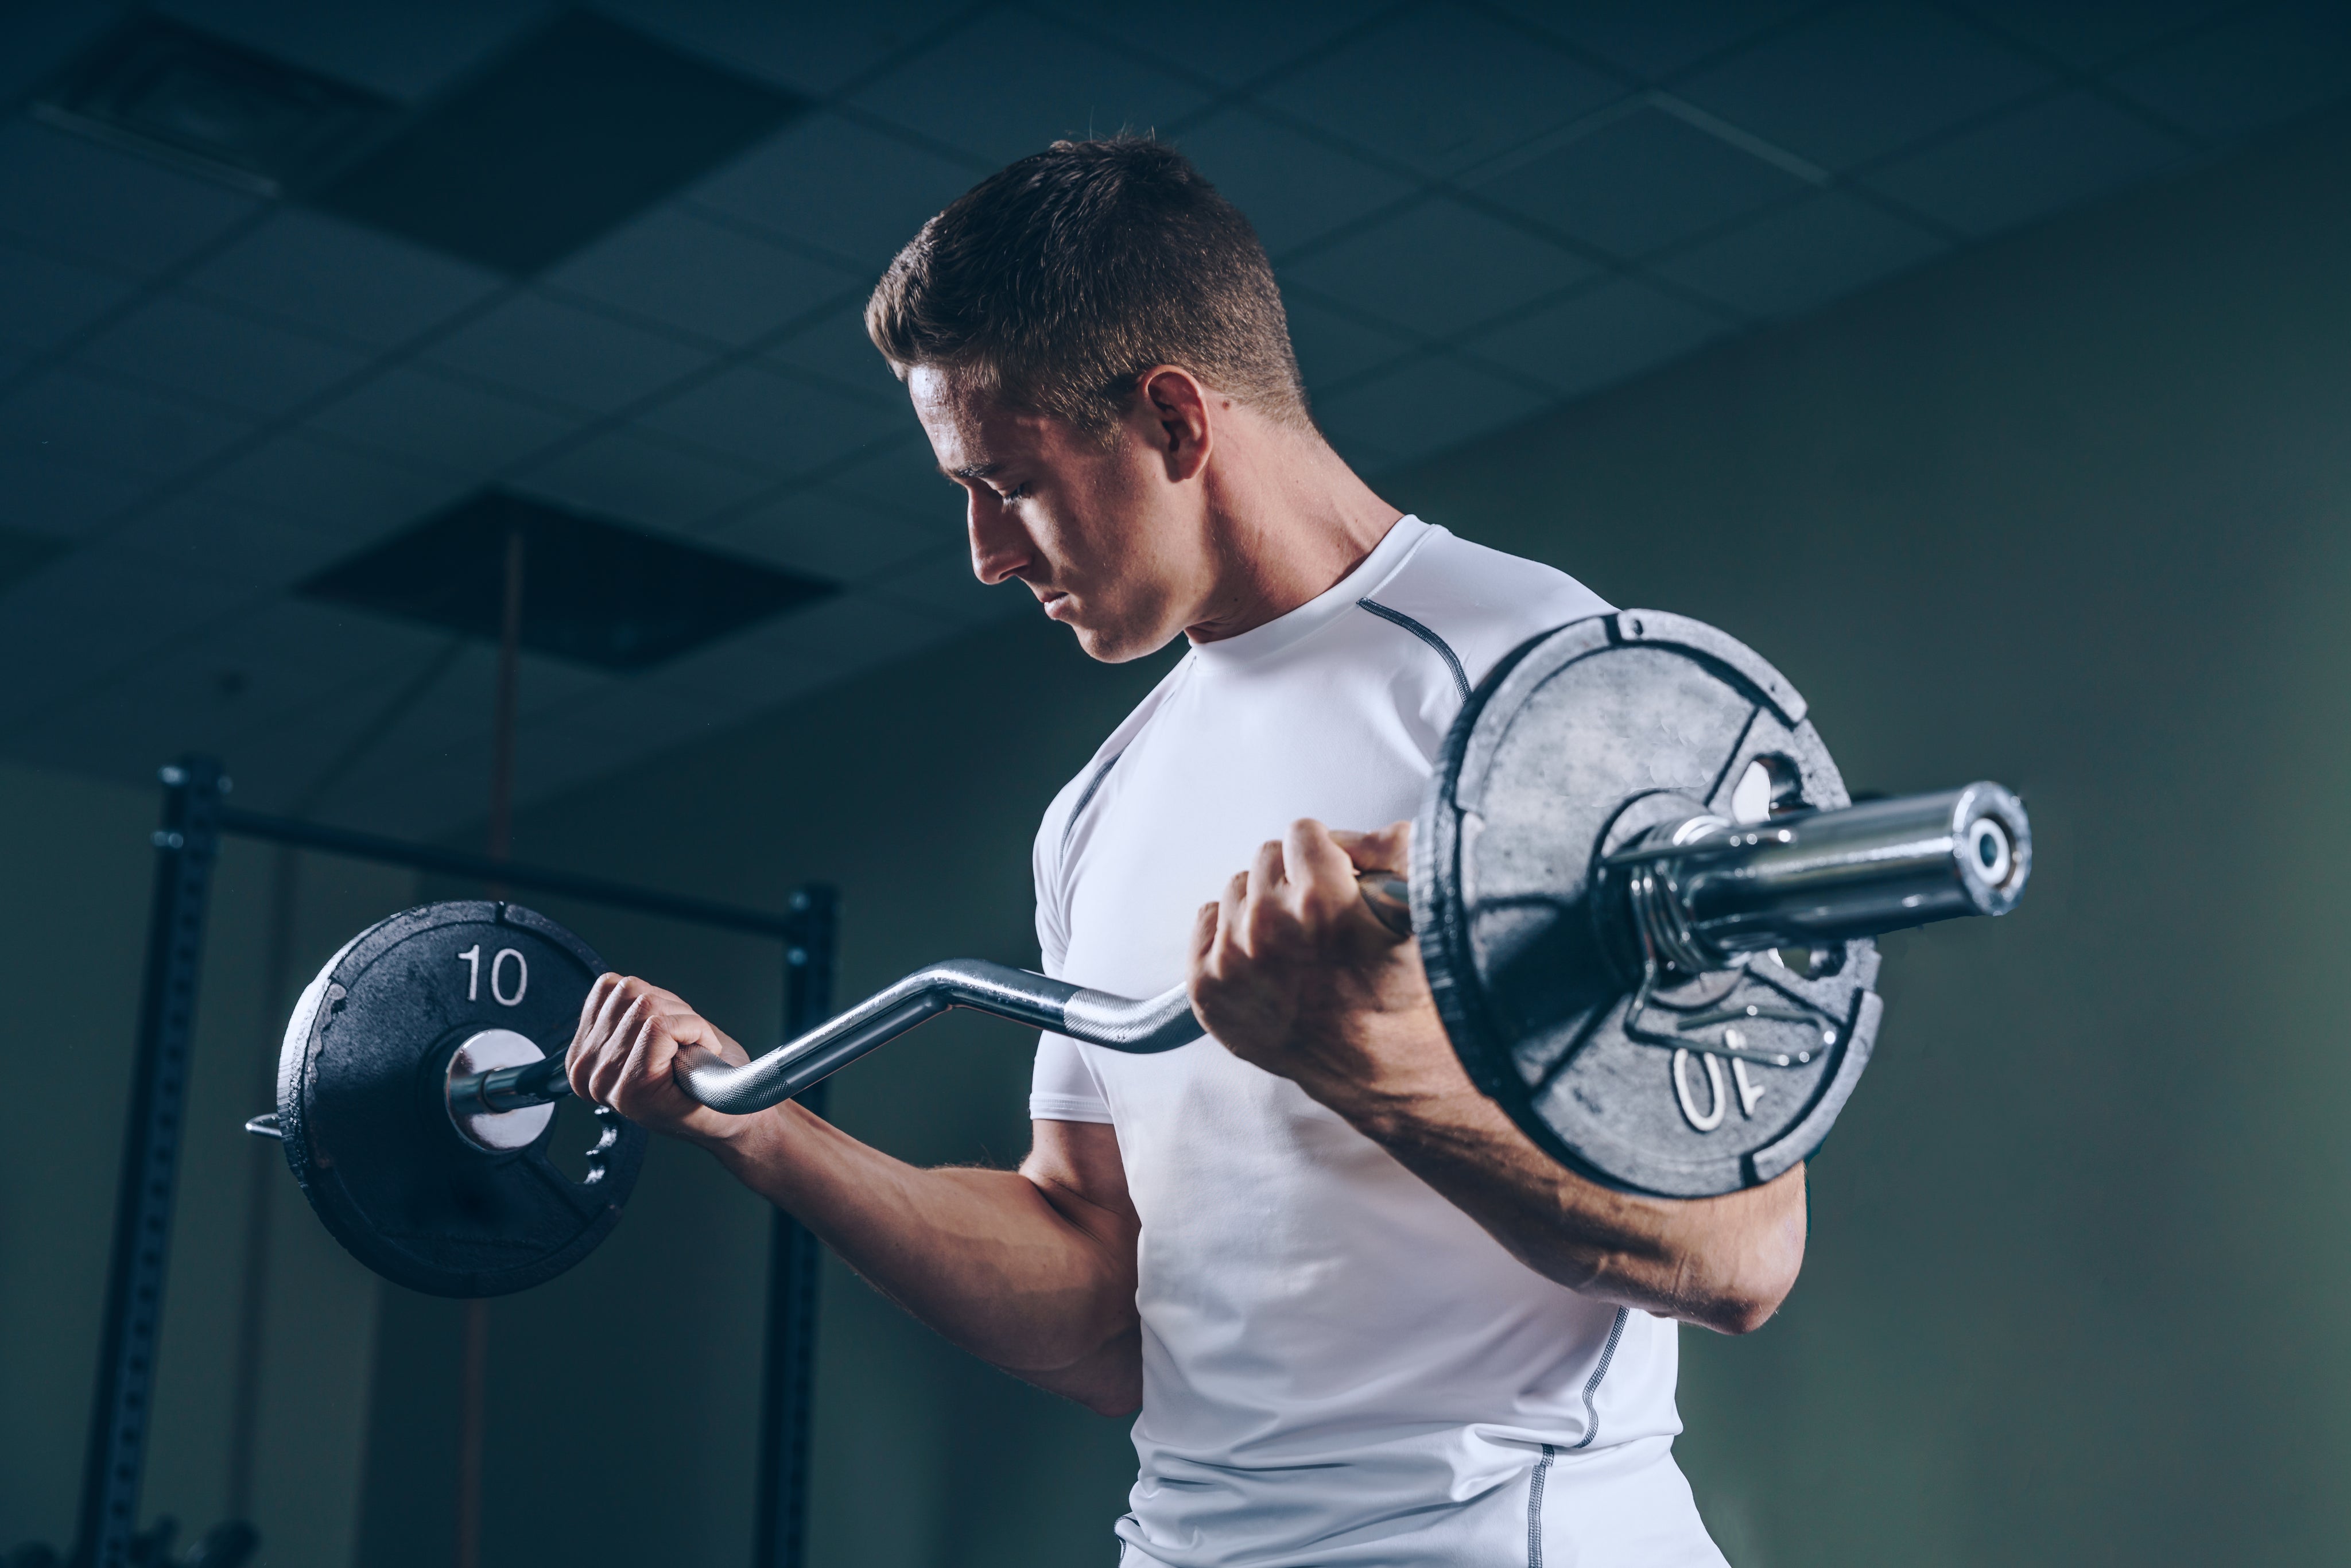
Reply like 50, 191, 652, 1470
447, 783, 2028, 1131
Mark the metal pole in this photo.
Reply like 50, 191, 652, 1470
754, 884, 837, 1568
71, 758, 226, 1568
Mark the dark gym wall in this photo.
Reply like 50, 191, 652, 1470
405, 99, 2351, 1567
0, 759, 413, 1562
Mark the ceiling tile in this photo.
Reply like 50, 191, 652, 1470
822, 436, 964, 531
764, 303, 911, 407
686, 111, 981, 274
77, 293, 373, 420
153, 0, 552, 101
0, 544, 258, 728
542, 206, 865, 347
1461, 277, 1729, 397
1492, 0, 1817, 82
868, 545, 1033, 627
1175, 106, 1419, 257
307, 364, 579, 478
180, 208, 504, 349
311, 9, 805, 278
1282, 196, 1596, 335
205, 432, 469, 543
1861, 91, 2191, 239
2105, 2, 2351, 143
1256, 3, 1628, 177
756, 587, 969, 672
33, 608, 446, 804
848, 10, 1214, 166
1472, 102, 1814, 259
0, 237, 143, 354
0, 5, 124, 104
0, 118, 261, 275
1652, 189, 1947, 319
1312, 352, 1552, 469
0, 445, 157, 539
1674, 1, 2055, 171
1948, 0, 2243, 69
1040, 0, 1387, 89
588, 0, 975, 97
421, 292, 713, 415
711, 485, 948, 585
105, 488, 348, 592
1, 364, 255, 484
513, 428, 779, 531
1283, 293, 1418, 390
633, 363, 905, 479
172, 598, 453, 729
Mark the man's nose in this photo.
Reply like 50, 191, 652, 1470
967, 494, 1034, 585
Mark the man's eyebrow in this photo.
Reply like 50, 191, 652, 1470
945, 460, 1000, 482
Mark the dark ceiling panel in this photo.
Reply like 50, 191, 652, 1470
311, 9, 806, 275
300, 488, 835, 671
34, 12, 400, 197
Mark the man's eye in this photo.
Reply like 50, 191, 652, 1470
1001, 482, 1032, 502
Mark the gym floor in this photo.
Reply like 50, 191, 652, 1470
6, 5, 2350, 1566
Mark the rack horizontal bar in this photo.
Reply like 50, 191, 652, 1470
216, 807, 797, 940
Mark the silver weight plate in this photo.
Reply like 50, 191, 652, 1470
1414, 611, 1884, 1198
275, 901, 646, 1297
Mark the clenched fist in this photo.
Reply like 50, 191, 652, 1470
566, 972, 757, 1147
1188, 819, 1470, 1127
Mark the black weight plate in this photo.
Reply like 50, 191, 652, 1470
1415, 611, 1884, 1198
275, 901, 646, 1297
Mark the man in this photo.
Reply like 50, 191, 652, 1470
569, 138, 1803, 1566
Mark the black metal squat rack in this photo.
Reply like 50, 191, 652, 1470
59, 755, 837, 1568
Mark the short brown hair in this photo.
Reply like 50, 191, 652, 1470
866, 136, 1309, 437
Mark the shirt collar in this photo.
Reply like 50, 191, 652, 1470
1188, 514, 1431, 671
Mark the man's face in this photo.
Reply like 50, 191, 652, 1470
909, 366, 1209, 663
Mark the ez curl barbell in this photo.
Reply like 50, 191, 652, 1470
258, 611, 2030, 1297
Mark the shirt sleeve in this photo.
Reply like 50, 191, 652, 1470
1030, 777, 1115, 1124
1030, 1031, 1115, 1124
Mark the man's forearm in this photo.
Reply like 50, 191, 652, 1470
1338, 1074, 1807, 1335
703, 1106, 1141, 1407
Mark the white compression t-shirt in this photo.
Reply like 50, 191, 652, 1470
1031, 517, 1729, 1568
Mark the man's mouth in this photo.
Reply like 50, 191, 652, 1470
1037, 589, 1073, 620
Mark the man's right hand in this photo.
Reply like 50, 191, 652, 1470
565, 973, 757, 1147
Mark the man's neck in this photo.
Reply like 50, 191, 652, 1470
1184, 431, 1403, 645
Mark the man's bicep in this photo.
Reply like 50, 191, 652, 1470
1023, 1117, 1135, 1232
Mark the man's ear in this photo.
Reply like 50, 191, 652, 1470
1138, 366, 1212, 482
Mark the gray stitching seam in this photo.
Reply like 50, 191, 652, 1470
1058, 748, 1126, 858
1356, 598, 1471, 701
1527, 1443, 1556, 1567
1571, 1308, 1631, 1451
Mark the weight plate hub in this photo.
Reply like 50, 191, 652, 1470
275, 901, 646, 1297
1417, 611, 1885, 1198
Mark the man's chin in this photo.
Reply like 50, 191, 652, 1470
1065, 614, 1170, 665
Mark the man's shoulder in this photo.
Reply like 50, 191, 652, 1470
1360, 526, 1612, 690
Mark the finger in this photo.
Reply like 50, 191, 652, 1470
1189, 898, 1220, 969
609, 1014, 674, 1120
591, 986, 673, 1107
568, 974, 624, 1099
1243, 839, 1290, 949
1329, 820, 1412, 873
1215, 869, 1249, 968
1249, 836, 1287, 896
1285, 818, 1357, 915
